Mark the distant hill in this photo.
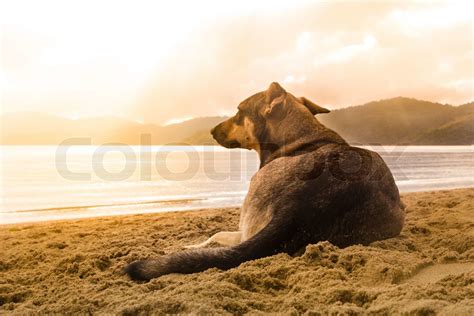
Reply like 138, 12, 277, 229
1, 98, 472, 145
412, 114, 474, 145
184, 97, 473, 145
0, 113, 225, 145
318, 97, 473, 145
182, 129, 218, 145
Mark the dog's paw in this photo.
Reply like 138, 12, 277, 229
124, 260, 150, 281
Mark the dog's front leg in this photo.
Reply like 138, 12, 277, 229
184, 231, 242, 249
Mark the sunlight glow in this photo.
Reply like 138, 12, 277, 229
1, 0, 472, 123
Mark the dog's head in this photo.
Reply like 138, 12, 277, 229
211, 82, 330, 151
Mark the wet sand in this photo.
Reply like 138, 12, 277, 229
1, 188, 473, 314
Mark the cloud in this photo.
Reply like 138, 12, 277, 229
136, 1, 472, 123
2, 1, 472, 123
314, 34, 377, 67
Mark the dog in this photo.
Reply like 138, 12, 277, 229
125, 82, 405, 281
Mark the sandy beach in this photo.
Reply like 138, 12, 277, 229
1, 188, 473, 314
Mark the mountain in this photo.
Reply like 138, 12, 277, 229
159, 117, 226, 144
1, 98, 472, 145
317, 97, 473, 145
412, 114, 474, 145
0, 112, 226, 145
185, 97, 473, 145
182, 129, 218, 145
0, 112, 156, 145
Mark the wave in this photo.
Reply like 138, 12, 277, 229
12, 198, 204, 213
8, 190, 248, 214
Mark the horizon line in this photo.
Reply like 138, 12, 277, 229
1, 95, 472, 125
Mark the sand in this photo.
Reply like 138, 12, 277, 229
1, 188, 473, 314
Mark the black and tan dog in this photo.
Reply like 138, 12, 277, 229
125, 82, 405, 281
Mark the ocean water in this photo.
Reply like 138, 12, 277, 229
1, 145, 473, 224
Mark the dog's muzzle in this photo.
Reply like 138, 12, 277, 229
211, 124, 241, 148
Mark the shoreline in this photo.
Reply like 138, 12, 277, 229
2, 186, 474, 226
1, 188, 473, 314
0, 205, 239, 228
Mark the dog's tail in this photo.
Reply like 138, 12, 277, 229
125, 210, 298, 281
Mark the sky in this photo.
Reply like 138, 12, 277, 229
1, 0, 473, 124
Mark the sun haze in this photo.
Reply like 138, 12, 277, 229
1, 0, 473, 124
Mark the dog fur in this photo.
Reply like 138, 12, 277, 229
125, 82, 405, 281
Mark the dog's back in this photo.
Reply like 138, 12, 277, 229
242, 142, 404, 249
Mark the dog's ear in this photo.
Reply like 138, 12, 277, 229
298, 97, 330, 115
264, 82, 287, 117
265, 82, 286, 103
263, 95, 285, 117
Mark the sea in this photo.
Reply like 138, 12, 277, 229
1, 145, 473, 224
